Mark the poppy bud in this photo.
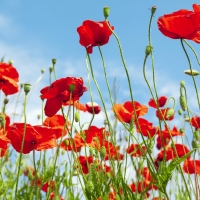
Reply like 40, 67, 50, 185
64, 140, 69, 146
49, 67, 53, 73
69, 84, 76, 92
151, 6, 157, 15
194, 131, 200, 141
100, 146, 106, 160
89, 147, 94, 156
180, 95, 187, 111
166, 108, 174, 119
37, 115, 40, 120
75, 111, 80, 122
103, 6, 110, 19
178, 110, 182, 115
8, 60, 14, 65
106, 172, 111, 178
184, 69, 200, 76
192, 140, 199, 149
86, 102, 101, 114
180, 128, 184, 133
180, 80, 185, 87
52, 58, 57, 65
24, 83, 31, 95
115, 194, 120, 200
3, 98, 9, 105
20, 83, 24, 89
41, 68, 45, 74
86, 181, 94, 193
145, 45, 153, 56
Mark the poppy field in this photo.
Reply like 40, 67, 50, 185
1, 3, 200, 200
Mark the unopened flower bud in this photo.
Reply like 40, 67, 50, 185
166, 108, 174, 119
100, 146, 106, 160
37, 115, 40, 120
115, 194, 120, 200
64, 139, 69, 146
24, 83, 31, 95
86, 181, 94, 193
41, 68, 45, 73
184, 117, 190, 122
194, 131, 200, 141
145, 45, 153, 56
8, 60, 14, 65
178, 110, 182, 115
75, 111, 80, 122
184, 69, 200, 76
69, 84, 75, 92
180, 80, 185, 87
20, 83, 24, 89
49, 67, 53, 73
180, 128, 184, 133
151, 6, 157, 15
89, 147, 94, 156
52, 58, 57, 65
103, 6, 110, 19
3, 98, 9, 104
192, 140, 199, 149
180, 95, 187, 111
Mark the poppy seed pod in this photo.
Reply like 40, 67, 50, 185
24, 83, 31, 95
69, 84, 76, 92
3, 98, 9, 105
184, 69, 200, 76
103, 6, 110, 19
52, 58, 56, 65
192, 140, 199, 148
151, 6, 157, 15
86, 102, 101, 114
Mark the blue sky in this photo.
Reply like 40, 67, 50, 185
0, 0, 200, 131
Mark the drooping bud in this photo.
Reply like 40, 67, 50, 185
75, 111, 80, 122
192, 140, 199, 149
184, 69, 200, 76
100, 146, 106, 160
3, 98, 9, 105
180, 96, 187, 111
41, 68, 45, 73
178, 110, 182, 115
145, 45, 153, 56
24, 83, 31, 95
86, 181, 94, 193
103, 6, 110, 19
166, 108, 175, 119
180, 80, 185, 87
151, 6, 157, 15
52, 58, 57, 65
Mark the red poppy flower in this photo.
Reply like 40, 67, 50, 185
61, 133, 84, 152
40, 77, 87, 117
183, 159, 200, 175
83, 126, 108, 147
23, 166, 35, 177
155, 144, 190, 167
156, 125, 184, 149
86, 102, 101, 114
78, 156, 93, 174
0, 63, 19, 95
7, 123, 57, 154
156, 108, 174, 121
148, 96, 167, 108
136, 118, 158, 138
112, 101, 148, 123
77, 20, 114, 54
0, 133, 10, 148
0, 145, 8, 157
130, 182, 150, 198
126, 144, 146, 157
193, 4, 200, 13
42, 181, 55, 193
103, 141, 124, 161
191, 116, 200, 129
43, 114, 69, 139
157, 6, 200, 43
50, 192, 64, 200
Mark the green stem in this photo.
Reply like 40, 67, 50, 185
15, 94, 28, 199
180, 39, 200, 109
